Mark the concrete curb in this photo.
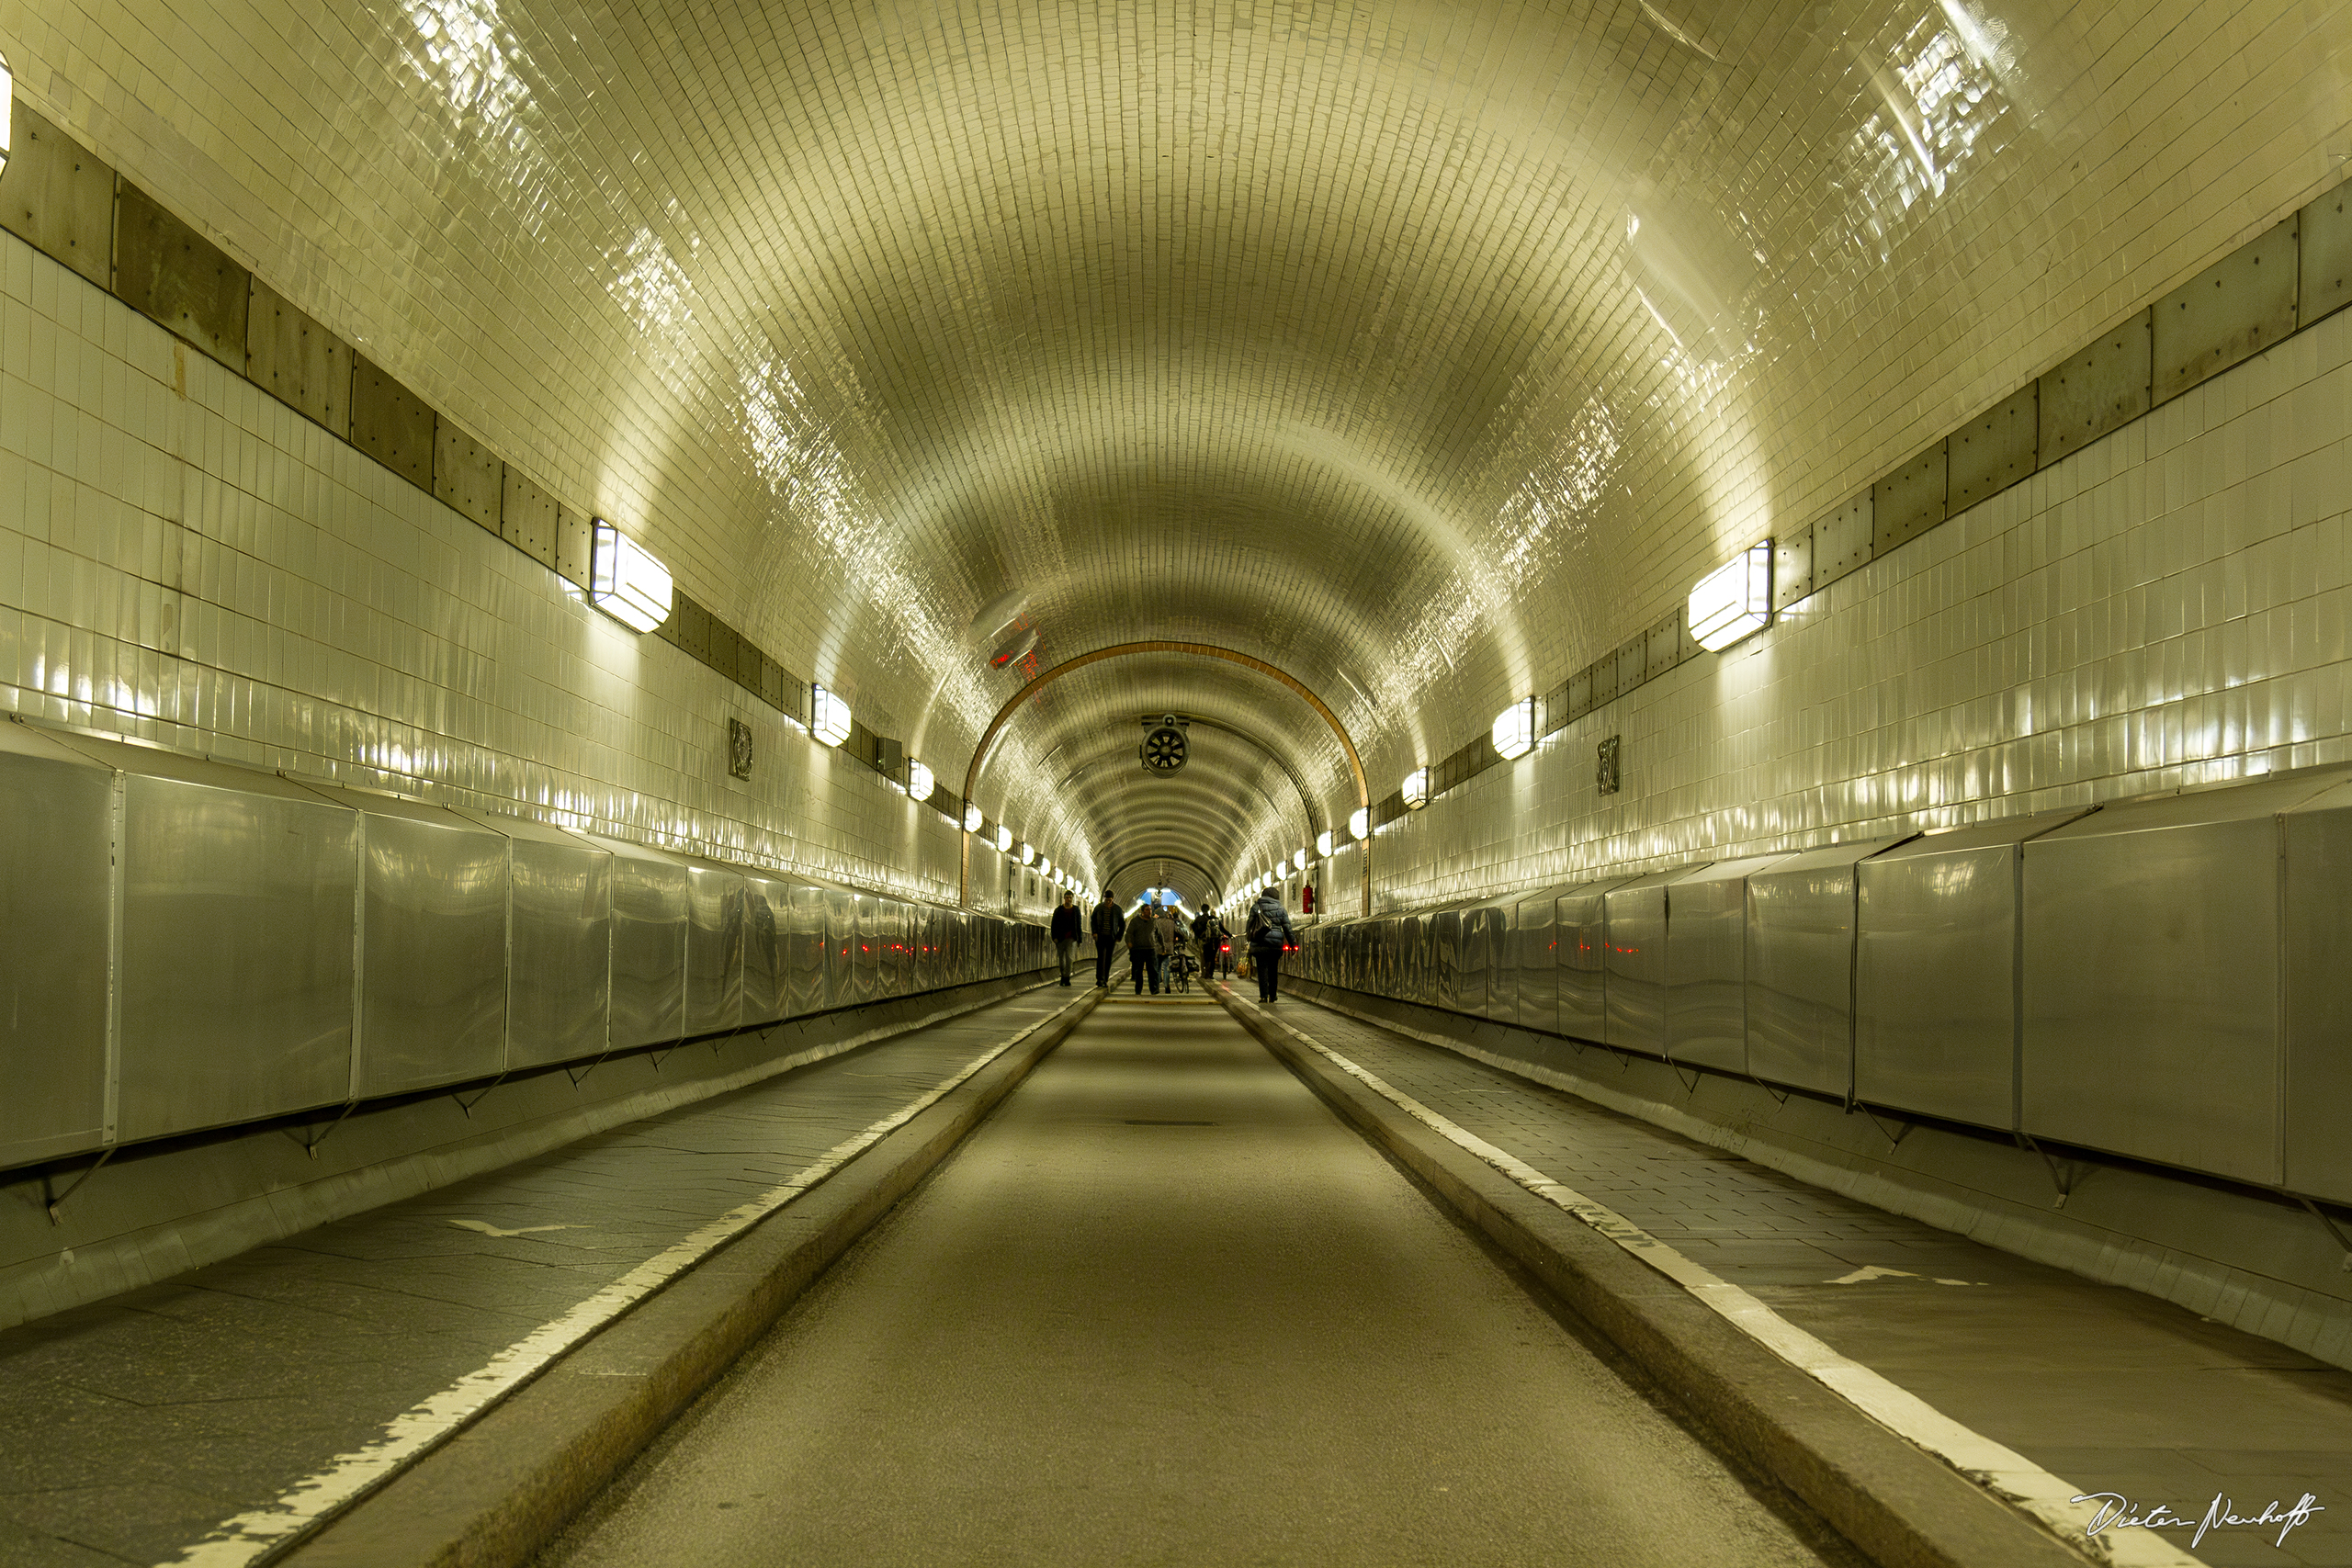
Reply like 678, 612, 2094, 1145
278, 988, 1102, 1568
1215, 986, 2085, 1568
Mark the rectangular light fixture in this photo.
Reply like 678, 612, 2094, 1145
1402, 767, 1430, 810
589, 520, 673, 633
1491, 696, 1535, 760
906, 759, 934, 801
1688, 542, 1773, 652
1316, 829, 1334, 857
810, 684, 853, 747
964, 802, 984, 832
1349, 807, 1370, 839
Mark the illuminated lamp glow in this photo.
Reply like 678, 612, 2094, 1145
0, 56, 15, 175
1349, 807, 1370, 839
810, 684, 853, 747
1688, 542, 1773, 652
1402, 768, 1430, 810
589, 520, 673, 633
1019, 841, 1035, 865
1317, 830, 1334, 857
994, 825, 1012, 853
1491, 697, 1535, 761
964, 802, 984, 833
1296, 846, 1309, 871
906, 759, 934, 801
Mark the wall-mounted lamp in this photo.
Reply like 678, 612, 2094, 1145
811, 684, 854, 747
1688, 541, 1773, 652
994, 825, 1013, 853
1019, 841, 1036, 865
964, 802, 984, 833
906, 759, 934, 801
0, 55, 16, 177
1295, 847, 1309, 872
1317, 829, 1335, 857
1491, 696, 1535, 760
1402, 767, 1430, 810
1349, 806, 1370, 839
589, 520, 673, 633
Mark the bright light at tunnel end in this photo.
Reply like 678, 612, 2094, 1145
589, 520, 673, 634
1688, 542, 1773, 653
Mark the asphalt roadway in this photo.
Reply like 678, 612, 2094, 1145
535, 991, 1860, 1567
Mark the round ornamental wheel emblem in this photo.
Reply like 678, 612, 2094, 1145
1139, 725, 1188, 774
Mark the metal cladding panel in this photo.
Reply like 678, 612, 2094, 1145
681, 860, 746, 1038
447, 813, 608, 1070
247, 281, 351, 433
87, 743, 358, 1143
1854, 810, 2088, 1127
2040, 311, 2152, 466
582, 836, 689, 1050
1399, 913, 1430, 1007
0, 723, 116, 1167
822, 886, 856, 1006
741, 874, 790, 1026
1485, 903, 1517, 1021
113, 183, 250, 368
2020, 775, 2352, 1186
1947, 385, 2038, 515
2301, 183, 2352, 330
1558, 878, 1632, 1042
851, 895, 881, 1003
1434, 908, 1466, 1012
880, 901, 907, 997
0, 107, 117, 288
1603, 870, 1691, 1055
305, 785, 506, 1100
1513, 886, 1573, 1032
2284, 784, 2352, 1201
785, 881, 830, 1017
1665, 856, 1790, 1074
2152, 217, 2299, 402
1744, 840, 1910, 1098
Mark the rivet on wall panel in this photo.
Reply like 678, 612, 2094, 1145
0, 105, 113, 288
498, 468, 559, 570
1771, 523, 1814, 612
347, 354, 434, 491
2039, 310, 2152, 465
553, 504, 594, 591
1814, 492, 1872, 587
433, 418, 503, 533
244, 280, 348, 434
2152, 218, 2298, 404
1872, 440, 1949, 557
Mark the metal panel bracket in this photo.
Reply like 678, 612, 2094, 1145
2294, 1196, 2352, 1272
43, 1146, 115, 1224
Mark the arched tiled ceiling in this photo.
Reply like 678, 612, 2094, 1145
62, 0, 2342, 829
971, 655, 1344, 888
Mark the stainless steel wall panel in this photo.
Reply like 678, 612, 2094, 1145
0, 106, 116, 287
1854, 810, 2088, 1127
0, 722, 116, 1168
433, 418, 503, 534
247, 281, 350, 434
68, 739, 359, 1144
2284, 783, 2352, 1202
1744, 839, 1908, 1098
581, 835, 689, 1049
2152, 218, 2299, 402
2020, 776, 2352, 1186
307, 784, 505, 1099
1771, 523, 1813, 612
1664, 856, 1788, 1074
349, 355, 435, 491
2040, 311, 2152, 466
1813, 492, 1872, 587
2301, 183, 2352, 330
785, 880, 829, 1017
1513, 887, 1570, 1032
1947, 385, 2037, 515
1558, 878, 1631, 1042
823, 886, 856, 1008
1487, 903, 1517, 1021
1871, 441, 1947, 557
1603, 870, 1690, 1055
452, 809, 609, 1071
113, 183, 250, 368
681, 858, 746, 1038
741, 873, 790, 1026
851, 894, 881, 1004
1436, 908, 1468, 1013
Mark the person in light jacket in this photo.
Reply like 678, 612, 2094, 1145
1050, 891, 1083, 987
1245, 889, 1294, 1003
1090, 890, 1125, 988
1125, 902, 1171, 995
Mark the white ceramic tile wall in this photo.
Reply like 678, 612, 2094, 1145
0, 228, 1090, 901
1350, 303, 2352, 909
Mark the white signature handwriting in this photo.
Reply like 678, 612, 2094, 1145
2073, 1491, 2324, 1549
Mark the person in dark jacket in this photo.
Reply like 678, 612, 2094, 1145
1050, 891, 1083, 987
1245, 890, 1294, 1003
1089, 890, 1125, 988
1191, 908, 1224, 983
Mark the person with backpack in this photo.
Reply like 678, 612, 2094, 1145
1090, 889, 1125, 988
1245, 888, 1294, 1003
1126, 900, 1171, 994
1050, 891, 1083, 987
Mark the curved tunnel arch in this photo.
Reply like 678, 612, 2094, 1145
962, 643, 1371, 912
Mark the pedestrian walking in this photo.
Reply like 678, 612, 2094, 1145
1245, 888, 1294, 1003
1090, 889, 1125, 987
1126, 901, 1171, 995
1050, 891, 1082, 987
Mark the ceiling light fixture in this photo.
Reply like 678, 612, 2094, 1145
1688, 542, 1774, 652
589, 520, 673, 633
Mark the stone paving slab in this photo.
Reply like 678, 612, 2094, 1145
0, 987, 1071, 1568
1259, 988, 2352, 1568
